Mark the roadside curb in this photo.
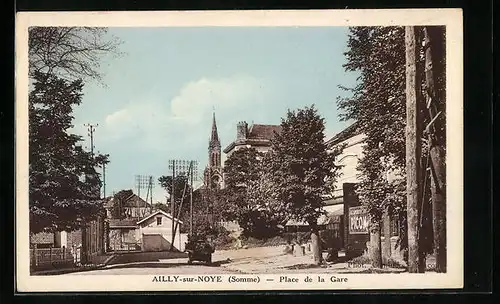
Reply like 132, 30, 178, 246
31, 265, 106, 276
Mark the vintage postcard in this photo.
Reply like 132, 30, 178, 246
16, 9, 463, 292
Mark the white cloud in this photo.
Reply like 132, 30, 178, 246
170, 75, 264, 125
102, 98, 171, 145
97, 74, 270, 156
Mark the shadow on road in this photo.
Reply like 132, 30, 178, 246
105, 258, 234, 270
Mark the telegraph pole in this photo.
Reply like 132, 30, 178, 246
103, 162, 106, 198
82, 123, 98, 265
168, 160, 197, 250
84, 123, 98, 156
169, 160, 176, 251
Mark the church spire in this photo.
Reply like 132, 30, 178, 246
210, 110, 220, 144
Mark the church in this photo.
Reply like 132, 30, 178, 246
203, 112, 224, 190
202, 112, 282, 190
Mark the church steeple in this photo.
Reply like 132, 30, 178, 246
205, 110, 223, 189
208, 110, 221, 168
210, 111, 220, 146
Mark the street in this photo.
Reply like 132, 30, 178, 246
61, 245, 408, 275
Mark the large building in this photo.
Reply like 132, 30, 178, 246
223, 121, 281, 157
324, 122, 404, 260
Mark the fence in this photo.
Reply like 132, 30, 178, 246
30, 247, 75, 270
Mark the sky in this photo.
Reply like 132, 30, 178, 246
68, 26, 359, 204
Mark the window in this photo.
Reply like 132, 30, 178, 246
156, 217, 162, 225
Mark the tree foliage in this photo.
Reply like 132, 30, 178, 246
338, 26, 408, 233
28, 27, 122, 83
29, 71, 107, 234
109, 189, 134, 219
338, 26, 445, 256
158, 175, 192, 218
268, 105, 341, 226
219, 148, 282, 238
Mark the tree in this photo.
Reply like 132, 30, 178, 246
422, 26, 447, 273
158, 175, 192, 218
152, 202, 169, 213
29, 71, 107, 234
109, 189, 134, 219
338, 26, 412, 268
269, 105, 341, 265
29, 27, 122, 83
219, 147, 281, 238
338, 26, 444, 269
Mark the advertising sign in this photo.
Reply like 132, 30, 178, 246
348, 206, 369, 234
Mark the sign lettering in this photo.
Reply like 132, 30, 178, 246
348, 206, 369, 234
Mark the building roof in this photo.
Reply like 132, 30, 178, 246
107, 219, 138, 228
247, 124, 282, 140
326, 122, 361, 146
223, 123, 281, 153
30, 232, 54, 244
136, 210, 184, 225
104, 193, 151, 209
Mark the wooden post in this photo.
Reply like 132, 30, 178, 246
310, 223, 322, 265
405, 25, 423, 273
423, 26, 447, 273
34, 244, 38, 267
49, 246, 53, 264
382, 210, 392, 263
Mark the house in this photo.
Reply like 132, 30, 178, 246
223, 121, 282, 158
107, 218, 140, 251
106, 210, 186, 252
136, 210, 186, 252
104, 191, 152, 219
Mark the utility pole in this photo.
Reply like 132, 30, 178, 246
84, 123, 98, 156
103, 162, 106, 198
405, 26, 424, 273
168, 160, 197, 250
168, 160, 176, 251
82, 123, 98, 265
144, 175, 154, 214
190, 161, 199, 236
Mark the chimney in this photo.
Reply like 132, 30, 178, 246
236, 121, 248, 140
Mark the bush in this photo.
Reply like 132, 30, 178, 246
239, 235, 288, 248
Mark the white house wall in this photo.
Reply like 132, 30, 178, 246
137, 214, 184, 252
331, 133, 367, 197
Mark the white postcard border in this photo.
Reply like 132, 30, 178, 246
15, 9, 464, 292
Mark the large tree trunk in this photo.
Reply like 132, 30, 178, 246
370, 220, 382, 268
405, 26, 424, 273
382, 210, 392, 263
430, 145, 446, 272
310, 223, 322, 265
423, 26, 447, 273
